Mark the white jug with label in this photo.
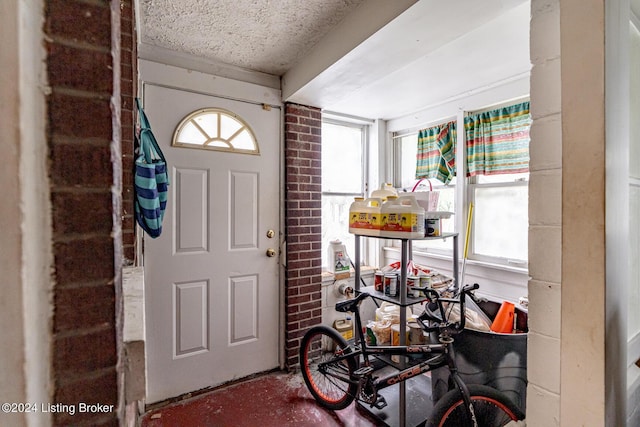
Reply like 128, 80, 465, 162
371, 183, 397, 201
328, 239, 350, 277
380, 195, 425, 239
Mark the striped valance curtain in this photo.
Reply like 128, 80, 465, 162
415, 120, 457, 184
465, 101, 531, 176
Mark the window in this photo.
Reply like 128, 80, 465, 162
173, 108, 259, 154
321, 120, 367, 270
394, 131, 456, 253
469, 173, 528, 265
393, 100, 530, 266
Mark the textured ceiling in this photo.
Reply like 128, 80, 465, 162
140, 0, 367, 76
138, 0, 531, 120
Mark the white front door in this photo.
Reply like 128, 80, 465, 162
143, 84, 281, 403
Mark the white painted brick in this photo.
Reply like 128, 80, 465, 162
526, 383, 560, 427
529, 113, 562, 171
530, 58, 562, 119
528, 225, 562, 283
528, 331, 560, 394
530, 0, 560, 64
528, 169, 562, 226
527, 280, 561, 339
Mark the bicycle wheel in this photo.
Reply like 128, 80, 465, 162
426, 384, 525, 427
299, 325, 358, 410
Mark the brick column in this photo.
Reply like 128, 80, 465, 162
284, 103, 323, 368
120, 0, 137, 264
45, 0, 122, 425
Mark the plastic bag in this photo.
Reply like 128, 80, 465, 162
444, 297, 492, 332
375, 302, 412, 324
368, 319, 391, 345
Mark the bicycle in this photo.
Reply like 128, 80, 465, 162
299, 283, 525, 427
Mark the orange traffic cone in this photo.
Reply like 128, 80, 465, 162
490, 301, 515, 333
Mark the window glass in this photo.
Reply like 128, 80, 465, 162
220, 114, 242, 140
472, 181, 528, 262
322, 195, 357, 269
177, 122, 208, 145
398, 134, 418, 190
322, 123, 363, 194
321, 121, 366, 270
194, 114, 218, 137
231, 131, 254, 150
173, 108, 259, 154
475, 173, 529, 184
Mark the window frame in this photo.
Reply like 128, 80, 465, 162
321, 118, 370, 271
391, 99, 530, 269
172, 107, 260, 155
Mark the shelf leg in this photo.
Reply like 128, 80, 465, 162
399, 239, 408, 427
453, 234, 459, 290
355, 234, 361, 292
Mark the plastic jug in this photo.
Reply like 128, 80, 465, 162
371, 183, 398, 201
350, 198, 382, 236
327, 239, 350, 277
380, 195, 425, 238
348, 197, 367, 233
364, 198, 383, 236
333, 317, 353, 340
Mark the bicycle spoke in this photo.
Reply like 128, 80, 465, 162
300, 326, 359, 410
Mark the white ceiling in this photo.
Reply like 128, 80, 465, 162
138, 0, 531, 121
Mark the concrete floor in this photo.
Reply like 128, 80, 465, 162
140, 370, 381, 427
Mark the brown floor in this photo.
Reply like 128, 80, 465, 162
140, 370, 382, 427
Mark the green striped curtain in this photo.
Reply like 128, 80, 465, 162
416, 121, 457, 184
465, 101, 531, 176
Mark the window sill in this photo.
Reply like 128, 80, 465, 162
321, 266, 376, 284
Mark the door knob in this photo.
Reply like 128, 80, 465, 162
266, 248, 276, 257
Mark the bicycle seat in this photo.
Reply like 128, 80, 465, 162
335, 292, 369, 313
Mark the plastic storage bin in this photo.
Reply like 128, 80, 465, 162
430, 298, 528, 413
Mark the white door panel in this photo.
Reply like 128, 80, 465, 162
143, 84, 281, 403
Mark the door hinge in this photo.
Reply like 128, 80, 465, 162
262, 104, 272, 111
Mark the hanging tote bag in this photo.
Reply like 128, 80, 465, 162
134, 98, 169, 238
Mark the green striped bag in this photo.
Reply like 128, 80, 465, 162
134, 98, 169, 238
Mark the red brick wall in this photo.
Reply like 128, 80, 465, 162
284, 103, 323, 368
121, 0, 137, 264
45, 0, 122, 425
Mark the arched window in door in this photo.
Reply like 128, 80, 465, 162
172, 108, 259, 155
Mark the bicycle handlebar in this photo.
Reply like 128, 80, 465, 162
418, 283, 480, 335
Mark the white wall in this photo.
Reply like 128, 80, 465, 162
559, 0, 607, 425
627, 16, 640, 426
526, 1, 563, 425
321, 269, 376, 328
0, 2, 28, 424
0, 1, 52, 427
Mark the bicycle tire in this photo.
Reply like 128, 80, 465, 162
426, 384, 525, 427
299, 325, 358, 410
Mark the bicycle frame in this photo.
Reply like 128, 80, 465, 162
349, 295, 449, 392
323, 285, 480, 425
